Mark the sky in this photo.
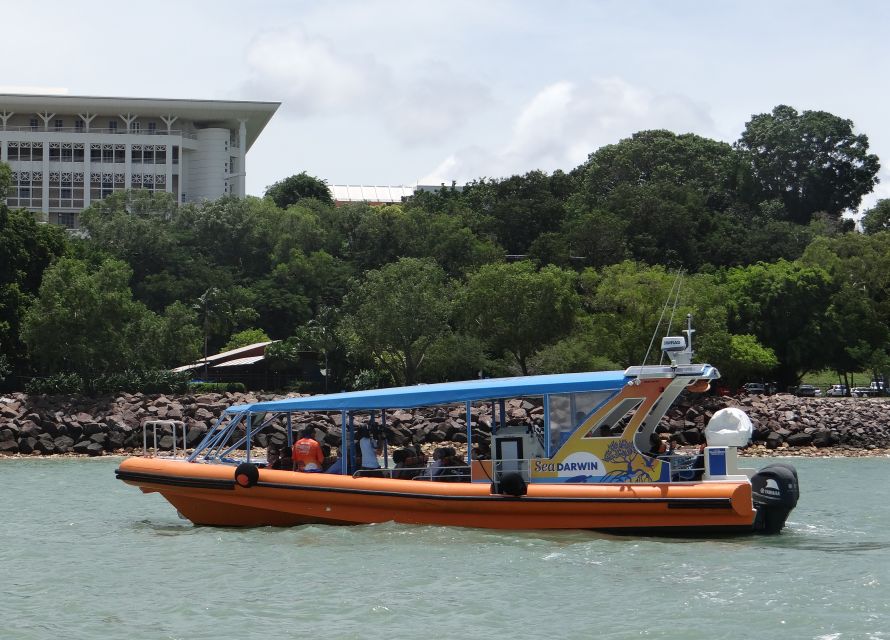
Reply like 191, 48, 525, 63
2, 0, 889, 213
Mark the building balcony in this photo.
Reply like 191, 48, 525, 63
0, 126, 197, 139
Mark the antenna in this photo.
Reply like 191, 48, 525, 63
641, 270, 684, 367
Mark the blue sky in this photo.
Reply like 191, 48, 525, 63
2, 0, 888, 211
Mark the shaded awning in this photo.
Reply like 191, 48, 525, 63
225, 370, 629, 413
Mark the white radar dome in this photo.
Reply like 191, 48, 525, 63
704, 407, 753, 447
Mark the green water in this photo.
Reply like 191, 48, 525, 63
1, 457, 887, 639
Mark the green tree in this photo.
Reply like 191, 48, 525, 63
460, 261, 579, 374
0, 195, 69, 383
575, 129, 749, 212
737, 105, 880, 223
194, 286, 259, 374
461, 171, 571, 255
861, 199, 890, 235
800, 233, 890, 385
223, 328, 272, 352
155, 301, 202, 368
340, 258, 455, 385
724, 259, 833, 387
577, 262, 731, 369
79, 190, 183, 288
20, 258, 163, 375
265, 172, 333, 208
715, 334, 779, 389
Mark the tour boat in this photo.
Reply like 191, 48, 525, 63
116, 325, 799, 534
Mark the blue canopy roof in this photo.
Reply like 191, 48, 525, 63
226, 370, 629, 413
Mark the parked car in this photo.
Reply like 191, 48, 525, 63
827, 384, 848, 397
742, 382, 767, 395
796, 384, 818, 397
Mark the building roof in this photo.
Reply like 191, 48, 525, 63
213, 355, 266, 368
0, 93, 280, 150
171, 342, 273, 373
226, 370, 628, 413
329, 185, 416, 204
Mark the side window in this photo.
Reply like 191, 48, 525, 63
585, 398, 644, 437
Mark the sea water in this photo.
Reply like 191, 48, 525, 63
0, 457, 888, 640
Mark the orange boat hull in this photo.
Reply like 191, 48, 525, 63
116, 456, 758, 531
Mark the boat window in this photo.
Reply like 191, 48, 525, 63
548, 391, 613, 453
585, 398, 644, 437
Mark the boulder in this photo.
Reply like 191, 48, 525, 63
54, 435, 75, 453
0, 439, 20, 453
786, 432, 813, 447
18, 437, 37, 454
765, 432, 784, 450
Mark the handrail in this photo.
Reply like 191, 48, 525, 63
0, 126, 197, 139
142, 419, 187, 457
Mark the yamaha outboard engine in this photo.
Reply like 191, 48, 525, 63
751, 463, 800, 534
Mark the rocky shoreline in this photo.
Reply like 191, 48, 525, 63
1, 391, 889, 459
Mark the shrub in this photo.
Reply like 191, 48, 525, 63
189, 382, 246, 393
25, 373, 85, 395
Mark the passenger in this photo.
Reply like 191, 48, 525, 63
395, 446, 427, 479
278, 445, 293, 470
292, 426, 324, 472
427, 447, 445, 478
647, 433, 669, 458
323, 451, 344, 474
265, 443, 280, 469
357, 426, 383, 477
321, 444, 338, 471
391, 448, 410, 479
436, 447, 468, 482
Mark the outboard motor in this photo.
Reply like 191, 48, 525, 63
751, 463, 799, 534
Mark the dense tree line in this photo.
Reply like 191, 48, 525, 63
1, 104, 888, 393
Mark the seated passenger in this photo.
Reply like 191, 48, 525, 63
473, 441, 491, 461
265, 443, 280, 469
435, 447, 468, 482
323, 452, 344, 474
647, 433, 669, 458
292, 426, 324, 472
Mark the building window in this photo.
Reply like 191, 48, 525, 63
54, 119, 64, 131
91, 172, 125, 201
58, 212, 77, 228
29, 118, 38, 131
172, 146, 179, 165
8, 171, 43, 209
7, 142, 43, 162
108, 120, 117, 132
132, 122, 140, 133
148, 122, 157, 133
75, 120, 84, 131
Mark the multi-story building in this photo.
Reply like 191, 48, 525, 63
0, 93, 279, 228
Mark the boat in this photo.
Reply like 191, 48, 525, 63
116, 322, 799, 534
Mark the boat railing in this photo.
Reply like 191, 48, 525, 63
352, 464, 472, 481
142, 419, 188, 458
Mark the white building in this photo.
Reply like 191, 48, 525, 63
0, 93, 279, 228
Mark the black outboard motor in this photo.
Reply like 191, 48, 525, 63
751, 463, 800, 534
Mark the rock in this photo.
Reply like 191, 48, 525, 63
54, 435, 75, 452
0, 439, 20, 454
86, 442, 104, 456
73, 440, 93, 454
765, 432, 784, 449
786, 432, 813, 447
18, 437, 38, 454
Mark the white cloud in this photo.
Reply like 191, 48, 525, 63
241, 29, 491, 146
242, 28, 389, 115
0, 86, 68, 95
420, 77, 717, 184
